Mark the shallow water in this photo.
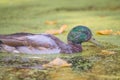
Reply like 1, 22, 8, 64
0, 52, 120, 80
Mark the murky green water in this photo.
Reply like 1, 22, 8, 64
0, 52, 120, 80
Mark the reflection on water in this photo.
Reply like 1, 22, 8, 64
0, 53, 87, 80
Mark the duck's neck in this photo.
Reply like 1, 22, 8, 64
58, 41, 82, 54
68, 42, 82, 53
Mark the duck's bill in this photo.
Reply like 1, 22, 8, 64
89, 37, 103, 47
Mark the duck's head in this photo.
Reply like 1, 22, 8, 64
67, 25, 101, 47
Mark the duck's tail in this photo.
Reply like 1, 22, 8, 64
0, 35, 4, 45
0, 40, 3, 52
0, 34, 4, 45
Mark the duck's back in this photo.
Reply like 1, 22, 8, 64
0, 33, 72, 54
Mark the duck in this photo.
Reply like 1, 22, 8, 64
0, 25, 101, 54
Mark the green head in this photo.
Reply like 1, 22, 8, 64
67, 25, 92, 44
67, 25, 102, 47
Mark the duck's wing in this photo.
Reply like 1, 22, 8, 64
0, 32, 35, 47
0, 33, 58, 49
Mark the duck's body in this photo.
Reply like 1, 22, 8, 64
0, 33, 82, 54
0, 26, 100, 54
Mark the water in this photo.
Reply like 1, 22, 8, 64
0, 52, 120, 80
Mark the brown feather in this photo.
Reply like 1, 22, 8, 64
0, 33, 50, 48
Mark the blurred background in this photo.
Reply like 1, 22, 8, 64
0, 0, 120, 33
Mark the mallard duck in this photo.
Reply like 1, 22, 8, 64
0, 25, 101, 54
